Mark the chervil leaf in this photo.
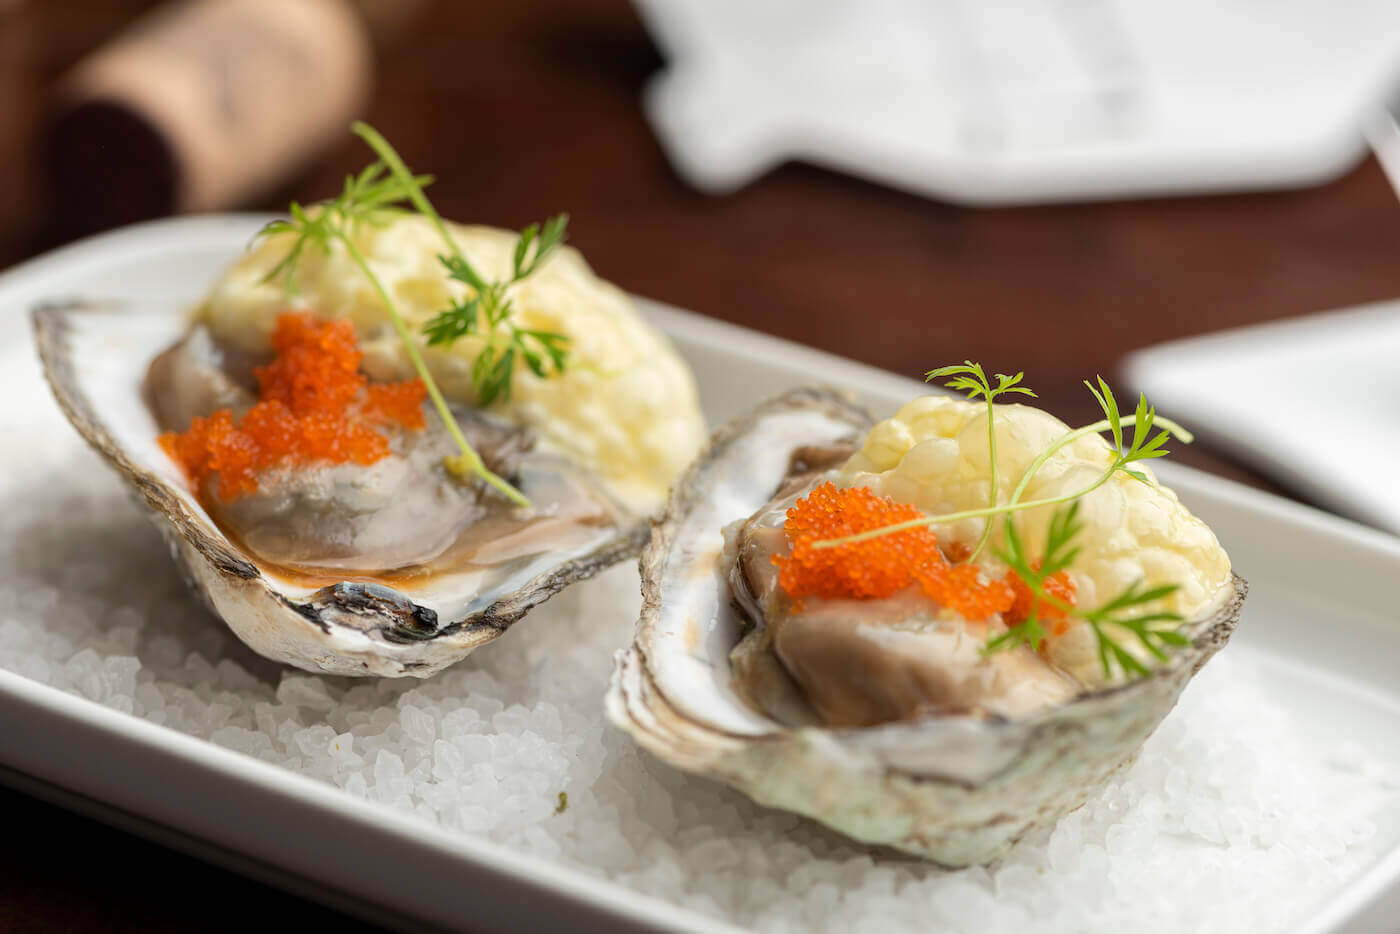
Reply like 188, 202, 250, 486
521, 347, 547, 378
512, 223, 538, 279
992, 371, 1037, 400
944, 376, 986, 399
420, 218, 571, 403
985, 616, 1046, 655
488, 295, 512, 328
423, 295, 481, 346
1080, 578, 1187, 679
509, 214, 569, 282
441, 253, 489, 294
1135, 434, 1171, 459
923, 362, 1039, 562
480, 345, 516, 407
1085, 376, 1123, 454
986, 501, 1191, 681
525, 214, 569, 277
1133, 394, 1152, 449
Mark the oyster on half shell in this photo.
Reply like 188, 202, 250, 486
34, 299, 651, 677
605, 387, 1245, 865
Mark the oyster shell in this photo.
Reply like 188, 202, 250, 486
605, 387, 1245, 865
34, 299, 647, 677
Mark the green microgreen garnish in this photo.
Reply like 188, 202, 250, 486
982, 501, 1081, 657
253, 122, 534, 508
257, 161, 432, 293
984, 501, 1188, 680
423, 214, 571, 406
352, 122, 573, 408
1081, 581, 1190, 679
811, 373, 1192, 549
926, 362, 1036, 562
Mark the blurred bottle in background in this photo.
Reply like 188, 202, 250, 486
41, 0, 426, 237
0, 0, 40, 248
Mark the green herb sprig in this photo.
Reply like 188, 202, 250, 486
350, 122, 573, 409
985, 501, 1188, 680
258, 161, 432, 293
812, 372, 1193, 550
424, 215, 571, 406
1081, 581, 1190, 679
982, 500, 1081, 656
926, 362, 1036, 562
254, 123, 535, 507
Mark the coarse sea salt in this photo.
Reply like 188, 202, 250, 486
2, 344, 1396, 933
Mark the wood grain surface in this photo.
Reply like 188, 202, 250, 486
3, 0, 1399, 930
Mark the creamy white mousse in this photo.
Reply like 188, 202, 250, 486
836, 395, 1234, 687
199, 216, 706, 513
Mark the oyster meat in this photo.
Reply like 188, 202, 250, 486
32, 220, 705, 678
606, 387, 1245, 865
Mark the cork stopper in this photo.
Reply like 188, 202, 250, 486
44, 0, 373, 234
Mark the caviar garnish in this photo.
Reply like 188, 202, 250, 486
1005, 564, 1077, 635
773, 483, 1025, 620
921, 564, 1016, 622
774, 482, 942, 601
159, 312, 425, 501
363, 381, 429, 430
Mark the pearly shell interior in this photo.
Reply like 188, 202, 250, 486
34, 299, 647, 677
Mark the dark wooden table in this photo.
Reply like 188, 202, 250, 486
3, 1, 1400, 930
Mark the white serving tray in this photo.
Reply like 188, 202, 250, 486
3, 216, 1400, 932
1123, 300, 1400, 538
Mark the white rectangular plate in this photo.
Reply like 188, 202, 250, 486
2, 216, 1400, 932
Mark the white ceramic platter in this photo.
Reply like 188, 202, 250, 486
2, 217, 1400, 932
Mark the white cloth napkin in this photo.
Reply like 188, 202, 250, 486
1124, 300, 1400, 535
636, 0, 1400, 204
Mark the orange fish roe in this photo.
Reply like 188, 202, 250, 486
1005, 565, 1078, 634
773, 482, 943, 601
159, 312, 426, 501
363, 381, 428, 429
773, 483, 1078, 628
256, 310, 363, 413
919, 563, 1015, 620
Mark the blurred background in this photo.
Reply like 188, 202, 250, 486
4, 0, 1400, 928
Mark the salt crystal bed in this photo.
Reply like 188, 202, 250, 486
4, 365, 1395, 933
